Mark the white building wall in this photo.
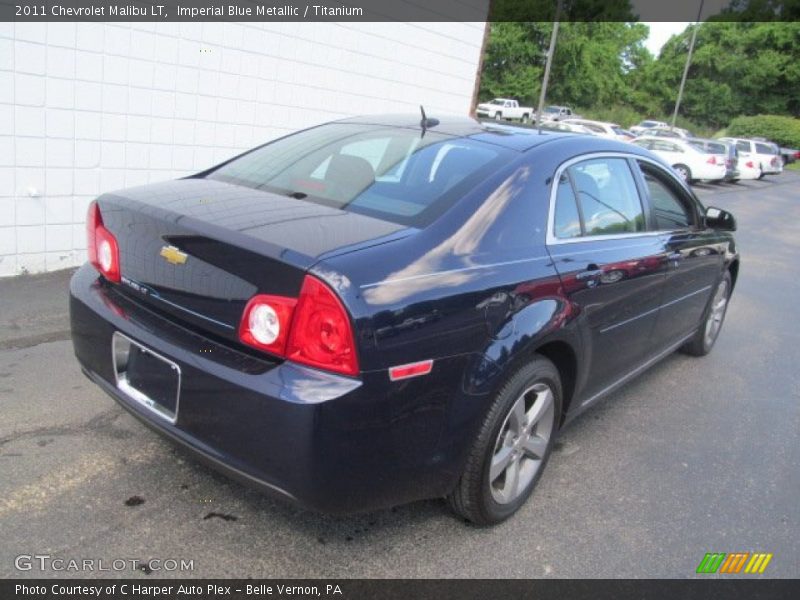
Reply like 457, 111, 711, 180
0, 21, 485, 276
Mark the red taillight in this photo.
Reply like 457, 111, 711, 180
707, 156, 716, 164
286, 275, 359, 376
86, 201, 121, 283
746, 160, 755, 168
239, 275, 359, 376
239, 295, 297, 356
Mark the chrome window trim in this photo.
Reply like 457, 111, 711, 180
546, 152, 675, 246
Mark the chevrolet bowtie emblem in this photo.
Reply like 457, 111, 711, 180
159, 245, 188, 265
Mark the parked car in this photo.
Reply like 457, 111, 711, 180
537, 120, 593, 134
629, 119, 670, 136
735, 155, 763, 180
537, 105, 578, 123
617, 129, 636, 142
642, 127, 693, 139
632, 137, 727, 183
719, 137, 783, 177
70, 115, 738, 525
688, 138, 736, 181
779, 147, 799, 165
476, 98, 535, 122
561, 119, 629, 141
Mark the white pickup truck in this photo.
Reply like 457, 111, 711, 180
537, 105, 578, 123
476, 98, 535, 123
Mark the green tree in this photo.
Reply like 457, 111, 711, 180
648, 22, 800, 126
479, 22, 650, 109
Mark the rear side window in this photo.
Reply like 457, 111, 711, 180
553, 157, 645, 238
736, 141, 750, 153
553, 174, 581, 238
207, 123, 511, 227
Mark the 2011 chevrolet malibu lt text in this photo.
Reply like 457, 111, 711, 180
70, 115, 739, 524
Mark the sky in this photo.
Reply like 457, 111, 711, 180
643, 22, 691, 56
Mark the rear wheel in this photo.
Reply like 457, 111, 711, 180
521, 113, 530, 124
673, 164, 692, 184
681, 271, 731, 356
448, 356, 561, 525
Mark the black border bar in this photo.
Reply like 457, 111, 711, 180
2, 0, 799, 22
4, 579, 800, 600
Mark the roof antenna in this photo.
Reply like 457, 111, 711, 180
419, 105, 439, 138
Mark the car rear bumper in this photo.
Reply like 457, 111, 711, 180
696, 163, 727, 180
69, 264, 467, 514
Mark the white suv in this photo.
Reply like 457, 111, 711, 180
719, 137, 783, 177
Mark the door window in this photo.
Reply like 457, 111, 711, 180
638, 163, 695, 230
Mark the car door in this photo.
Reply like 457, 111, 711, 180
546, 155, 668, 402
633, 159, 725, 347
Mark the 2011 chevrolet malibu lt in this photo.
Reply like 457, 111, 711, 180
70, 115, 739, 524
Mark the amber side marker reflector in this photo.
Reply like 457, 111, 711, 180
389, 360, 434, 381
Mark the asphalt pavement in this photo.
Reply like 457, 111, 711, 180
1, 172, 798, 578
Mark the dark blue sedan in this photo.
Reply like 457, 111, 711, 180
70, 115, 738, 524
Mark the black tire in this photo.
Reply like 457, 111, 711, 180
521, 113, 530, 124
681, 271, 732, 357
494, 112, 503, 121
448, 356, 562, 525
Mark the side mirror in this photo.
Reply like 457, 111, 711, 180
705, 206, 736, 231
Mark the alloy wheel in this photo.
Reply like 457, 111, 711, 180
704, 278, 729, 347
489, 382, 555, 504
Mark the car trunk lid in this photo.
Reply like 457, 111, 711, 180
97, 178, 409, 343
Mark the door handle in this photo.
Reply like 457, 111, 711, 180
576, 264, 603, 281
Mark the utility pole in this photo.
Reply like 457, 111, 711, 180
671, 0, 705, 129
536, 0, 563, 126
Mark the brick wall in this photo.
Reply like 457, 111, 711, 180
0, 21, 485, 276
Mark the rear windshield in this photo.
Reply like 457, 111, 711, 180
707, 142, 726, 154
755, 142, 777, 154
206, 123, 511, 227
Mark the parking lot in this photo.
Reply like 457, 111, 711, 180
1, 171, 798, 579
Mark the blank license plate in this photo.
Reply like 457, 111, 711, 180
113, 333, 181, 423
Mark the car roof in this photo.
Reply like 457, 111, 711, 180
335, 114, 582, 152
